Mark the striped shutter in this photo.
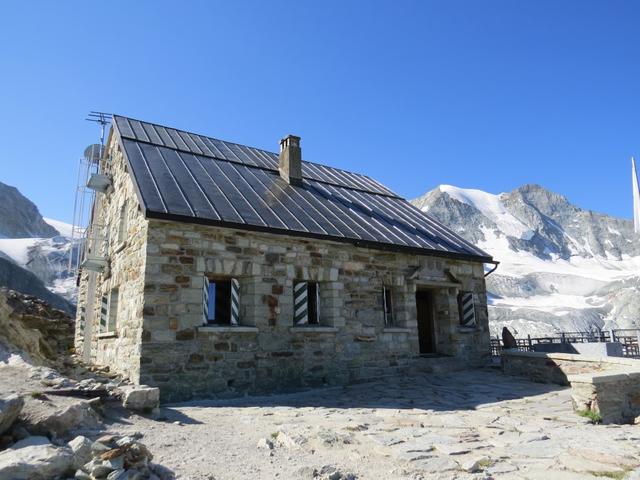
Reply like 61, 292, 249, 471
294, 281, 308, 325
230, 278, 240, 326
100, 295, 108, 330
459, 292, 476, 327
203, 276, 210, 324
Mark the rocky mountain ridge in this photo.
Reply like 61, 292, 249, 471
412, 184, 640, 335
0, 181, 76, 308
0, 181, 59, 238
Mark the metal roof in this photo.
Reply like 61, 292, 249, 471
113, 115, 492, 262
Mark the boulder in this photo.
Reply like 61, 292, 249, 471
120, 386, 160, 413
0, 443, 74, 479
29, 400, 101, 437
0, 394, 24, 435
10, 435, 50, 449
68, 435, 93, 469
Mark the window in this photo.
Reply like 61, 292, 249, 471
203, 277, 239, 325
458, 291, 476, 327
383, 286, 394, 325
100, 288, 119, 332
78, 306, 86, 331
117, 200, 128, 244
294, 281, 320, 325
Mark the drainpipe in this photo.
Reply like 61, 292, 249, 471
484, 261, 500, 278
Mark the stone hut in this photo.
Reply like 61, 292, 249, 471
75, 115, 496, 402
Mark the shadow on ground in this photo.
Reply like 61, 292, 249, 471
162, 368, 566, 414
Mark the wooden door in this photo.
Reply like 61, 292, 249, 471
416, 290, 436, 354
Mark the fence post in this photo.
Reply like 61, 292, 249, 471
612, 330, 616, 343
527, 334, 532, 351
561, 332, 566, 344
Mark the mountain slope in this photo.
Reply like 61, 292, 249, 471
0, 181, 59, 238
0, 257, 73, 313
0, 182, 77, 304
412, 184, 640, 335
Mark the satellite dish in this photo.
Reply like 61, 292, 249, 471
84, 144, 104, 163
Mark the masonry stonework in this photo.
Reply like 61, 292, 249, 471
139, 221, 490, 402
75, 141, 148, 383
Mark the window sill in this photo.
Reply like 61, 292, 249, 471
383, 327, 411, 333
457, 326, 479, 334
289, 326, 338, 333
97, 332, 117, 339
199, 325, 258, 333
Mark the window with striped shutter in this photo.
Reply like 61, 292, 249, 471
100, 295, 108, 330
79, 306, 86, 332
294, 281, 320, 325
458, 292, 477, 327
203, 276, 240, 325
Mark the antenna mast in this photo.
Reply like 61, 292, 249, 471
68, 112, 113, 273
86, 111, 111, 146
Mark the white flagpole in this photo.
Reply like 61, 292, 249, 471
632, 157, 640, 234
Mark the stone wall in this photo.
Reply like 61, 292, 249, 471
74, 139, 148, 383
502, 350, 617, 386
502, 350, 640, 424
140, 220, 490, 402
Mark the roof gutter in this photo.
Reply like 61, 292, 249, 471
484, 261, 500, 277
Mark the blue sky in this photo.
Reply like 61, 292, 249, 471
1, 1, 639, 223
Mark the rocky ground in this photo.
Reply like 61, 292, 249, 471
2, 287, 640, 479
3, 357, 640, 480
0, 289, 165, 479
100, 369, 640, 480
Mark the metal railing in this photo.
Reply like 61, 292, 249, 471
491, 329, 640, 358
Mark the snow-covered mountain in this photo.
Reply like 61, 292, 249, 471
0, 182, 77, 305
412, 184, 640, 336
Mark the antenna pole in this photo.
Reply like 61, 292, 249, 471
86, 111, 111, 146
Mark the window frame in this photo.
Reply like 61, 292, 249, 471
383, 286, 395, 326
203, 276, 240, 326
293, 280, 321, 326
100, 288, 119, 333
117, 200, 129, 245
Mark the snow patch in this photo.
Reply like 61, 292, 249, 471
44, 218, 74, 238
439, 185, 534, 240
0, 238, 40, 265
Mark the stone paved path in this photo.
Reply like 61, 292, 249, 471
112, 368, 640, 479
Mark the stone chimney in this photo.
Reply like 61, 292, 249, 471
279, 135, 302, 186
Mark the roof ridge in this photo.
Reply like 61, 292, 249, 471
112, 114, 397, 196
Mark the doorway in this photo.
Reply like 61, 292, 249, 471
416, 290, 436, 355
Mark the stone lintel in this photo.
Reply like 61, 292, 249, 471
289, 326, 338, 334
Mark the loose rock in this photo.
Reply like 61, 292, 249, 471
0, 443, 74, 479
0, 394, 24, 436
